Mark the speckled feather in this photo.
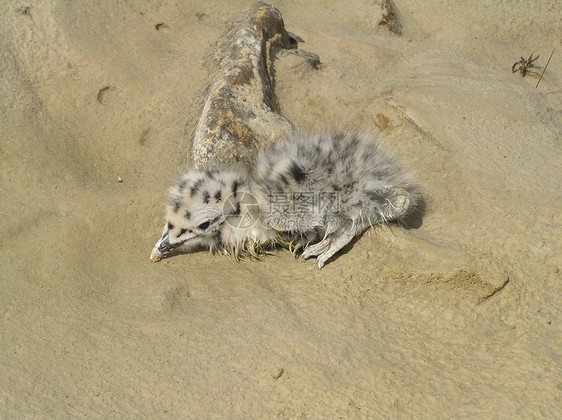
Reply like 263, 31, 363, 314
151, 130, 420, 268
251, 130, 419, 234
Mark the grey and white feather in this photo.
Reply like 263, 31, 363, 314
151, 130, 420, 269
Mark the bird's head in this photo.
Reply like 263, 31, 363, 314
150, 167, 249, 261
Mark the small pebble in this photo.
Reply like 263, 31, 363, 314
375, 113, 390, 130
270, 367, 284, 379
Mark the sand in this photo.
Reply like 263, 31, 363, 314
1, 0, 560, 417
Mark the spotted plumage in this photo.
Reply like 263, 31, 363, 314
151, 130, 420, 268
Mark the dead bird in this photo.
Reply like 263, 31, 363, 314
150, 130, 420, 269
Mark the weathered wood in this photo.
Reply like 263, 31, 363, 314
192, 2, 295, 167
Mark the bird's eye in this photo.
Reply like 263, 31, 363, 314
198, 221, 210, 230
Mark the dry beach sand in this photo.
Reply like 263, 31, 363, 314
1, 0, 561, 417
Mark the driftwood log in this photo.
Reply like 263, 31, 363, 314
192, 2, 296, 167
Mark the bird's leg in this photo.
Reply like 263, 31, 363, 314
302, 188, 411, 268
302, 219, 359, 269
301, 238, 331, 260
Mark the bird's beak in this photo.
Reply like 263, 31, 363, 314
149, 230, 199, 262
149, 231, 181, 262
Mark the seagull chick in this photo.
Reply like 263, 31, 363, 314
150, 130, 420, 269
